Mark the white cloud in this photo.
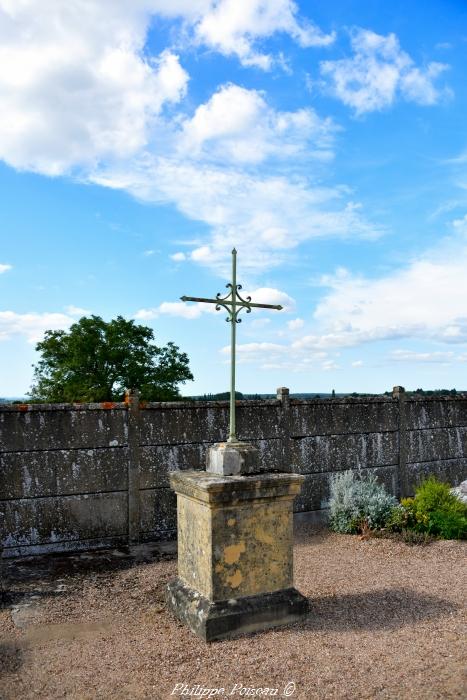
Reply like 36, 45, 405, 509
242, 287, 295, 311
311, 214, 467, 348
65, 305, 91, 316
444, 150, 467, 166
214, 216, 467, 371
321, 28, 450, 114
221, 341, 288, 362
250, 318, 271, 329
170, 252, 186, 262
0, 4, 376, 274
135, 301, 207, 321
193, 0, 335, 69
143, 249, 155, 257
0, 0, 334, 176
178, 83, 336, 165
220, 338, 333, 371
0, 2, 188, 174
0, 310, 73, 342
0, 263, 12, 273
390, 350, 454, 363
287, 317, 304, 330
228, 341, 287, 354
94, 156, 380, 274
322, 360, 340, 371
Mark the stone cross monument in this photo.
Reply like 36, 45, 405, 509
180, 248, 282, 475
166, 249, 308, 641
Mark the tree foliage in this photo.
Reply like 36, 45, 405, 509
29, 315, 193, 402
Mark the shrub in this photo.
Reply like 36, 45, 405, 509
387, 477, 467, 540
414, 477, 463, 515
386, 503, 412, 532
427, 509, 467, 539
329, 470, 397, 534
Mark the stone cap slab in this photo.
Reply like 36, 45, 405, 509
169, 470, 304, 505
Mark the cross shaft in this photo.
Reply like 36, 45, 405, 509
181, 248, 283, 442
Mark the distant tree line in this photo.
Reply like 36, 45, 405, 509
198, 391, 245, 401
383, 388, 460, 397
413, 388, 459, 396
195, 391, 280, 401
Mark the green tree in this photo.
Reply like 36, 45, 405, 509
29, 315, 193, 402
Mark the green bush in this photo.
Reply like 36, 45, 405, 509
329, 470, 397, 534
386, 504, 412, 531
387, 477, 467, 540
415, 477, 463, 514
428, 509, 467, 539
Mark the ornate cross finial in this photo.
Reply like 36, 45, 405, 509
181, 249, 283, 442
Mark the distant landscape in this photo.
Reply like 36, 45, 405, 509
190, 389, 463, 401
1, 388, 464, 405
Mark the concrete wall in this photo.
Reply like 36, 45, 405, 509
1, 389, 466, 556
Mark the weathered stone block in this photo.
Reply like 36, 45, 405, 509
206, 441, 262, 476
166, 470, 307, 640
1, 491, 127, 550
407, 427, 467, 463
139, 488, 177, 539
291, 431, 398, 474
166, 579, 308, 642
406, 399, 467, 430
290, 400, 398, 436
139, 402, 284, 446
0, 447, 128, 499
405, 459, 467, 495
0, 407, 127, 451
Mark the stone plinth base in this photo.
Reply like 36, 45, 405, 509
167, 470, 307, 640
166, 578, 308, 642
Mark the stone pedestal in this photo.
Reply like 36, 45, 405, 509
166, 470, 308, 641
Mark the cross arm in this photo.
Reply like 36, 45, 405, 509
180, 295, 283, 311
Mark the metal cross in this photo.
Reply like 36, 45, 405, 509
181, 248, 283, 442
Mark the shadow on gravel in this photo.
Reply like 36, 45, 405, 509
303, 587, 458, 632
1, 541, 177, 610
0, 541, 177, 584
294, 526, 330, 546
0, 641, 23, 675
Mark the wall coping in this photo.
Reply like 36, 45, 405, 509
0, 393, 466, 412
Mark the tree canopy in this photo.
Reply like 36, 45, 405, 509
29, 315, 193, 402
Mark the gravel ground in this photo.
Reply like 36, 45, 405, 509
0, 526, 465, 700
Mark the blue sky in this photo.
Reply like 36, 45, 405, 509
0, 0, 466, 397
